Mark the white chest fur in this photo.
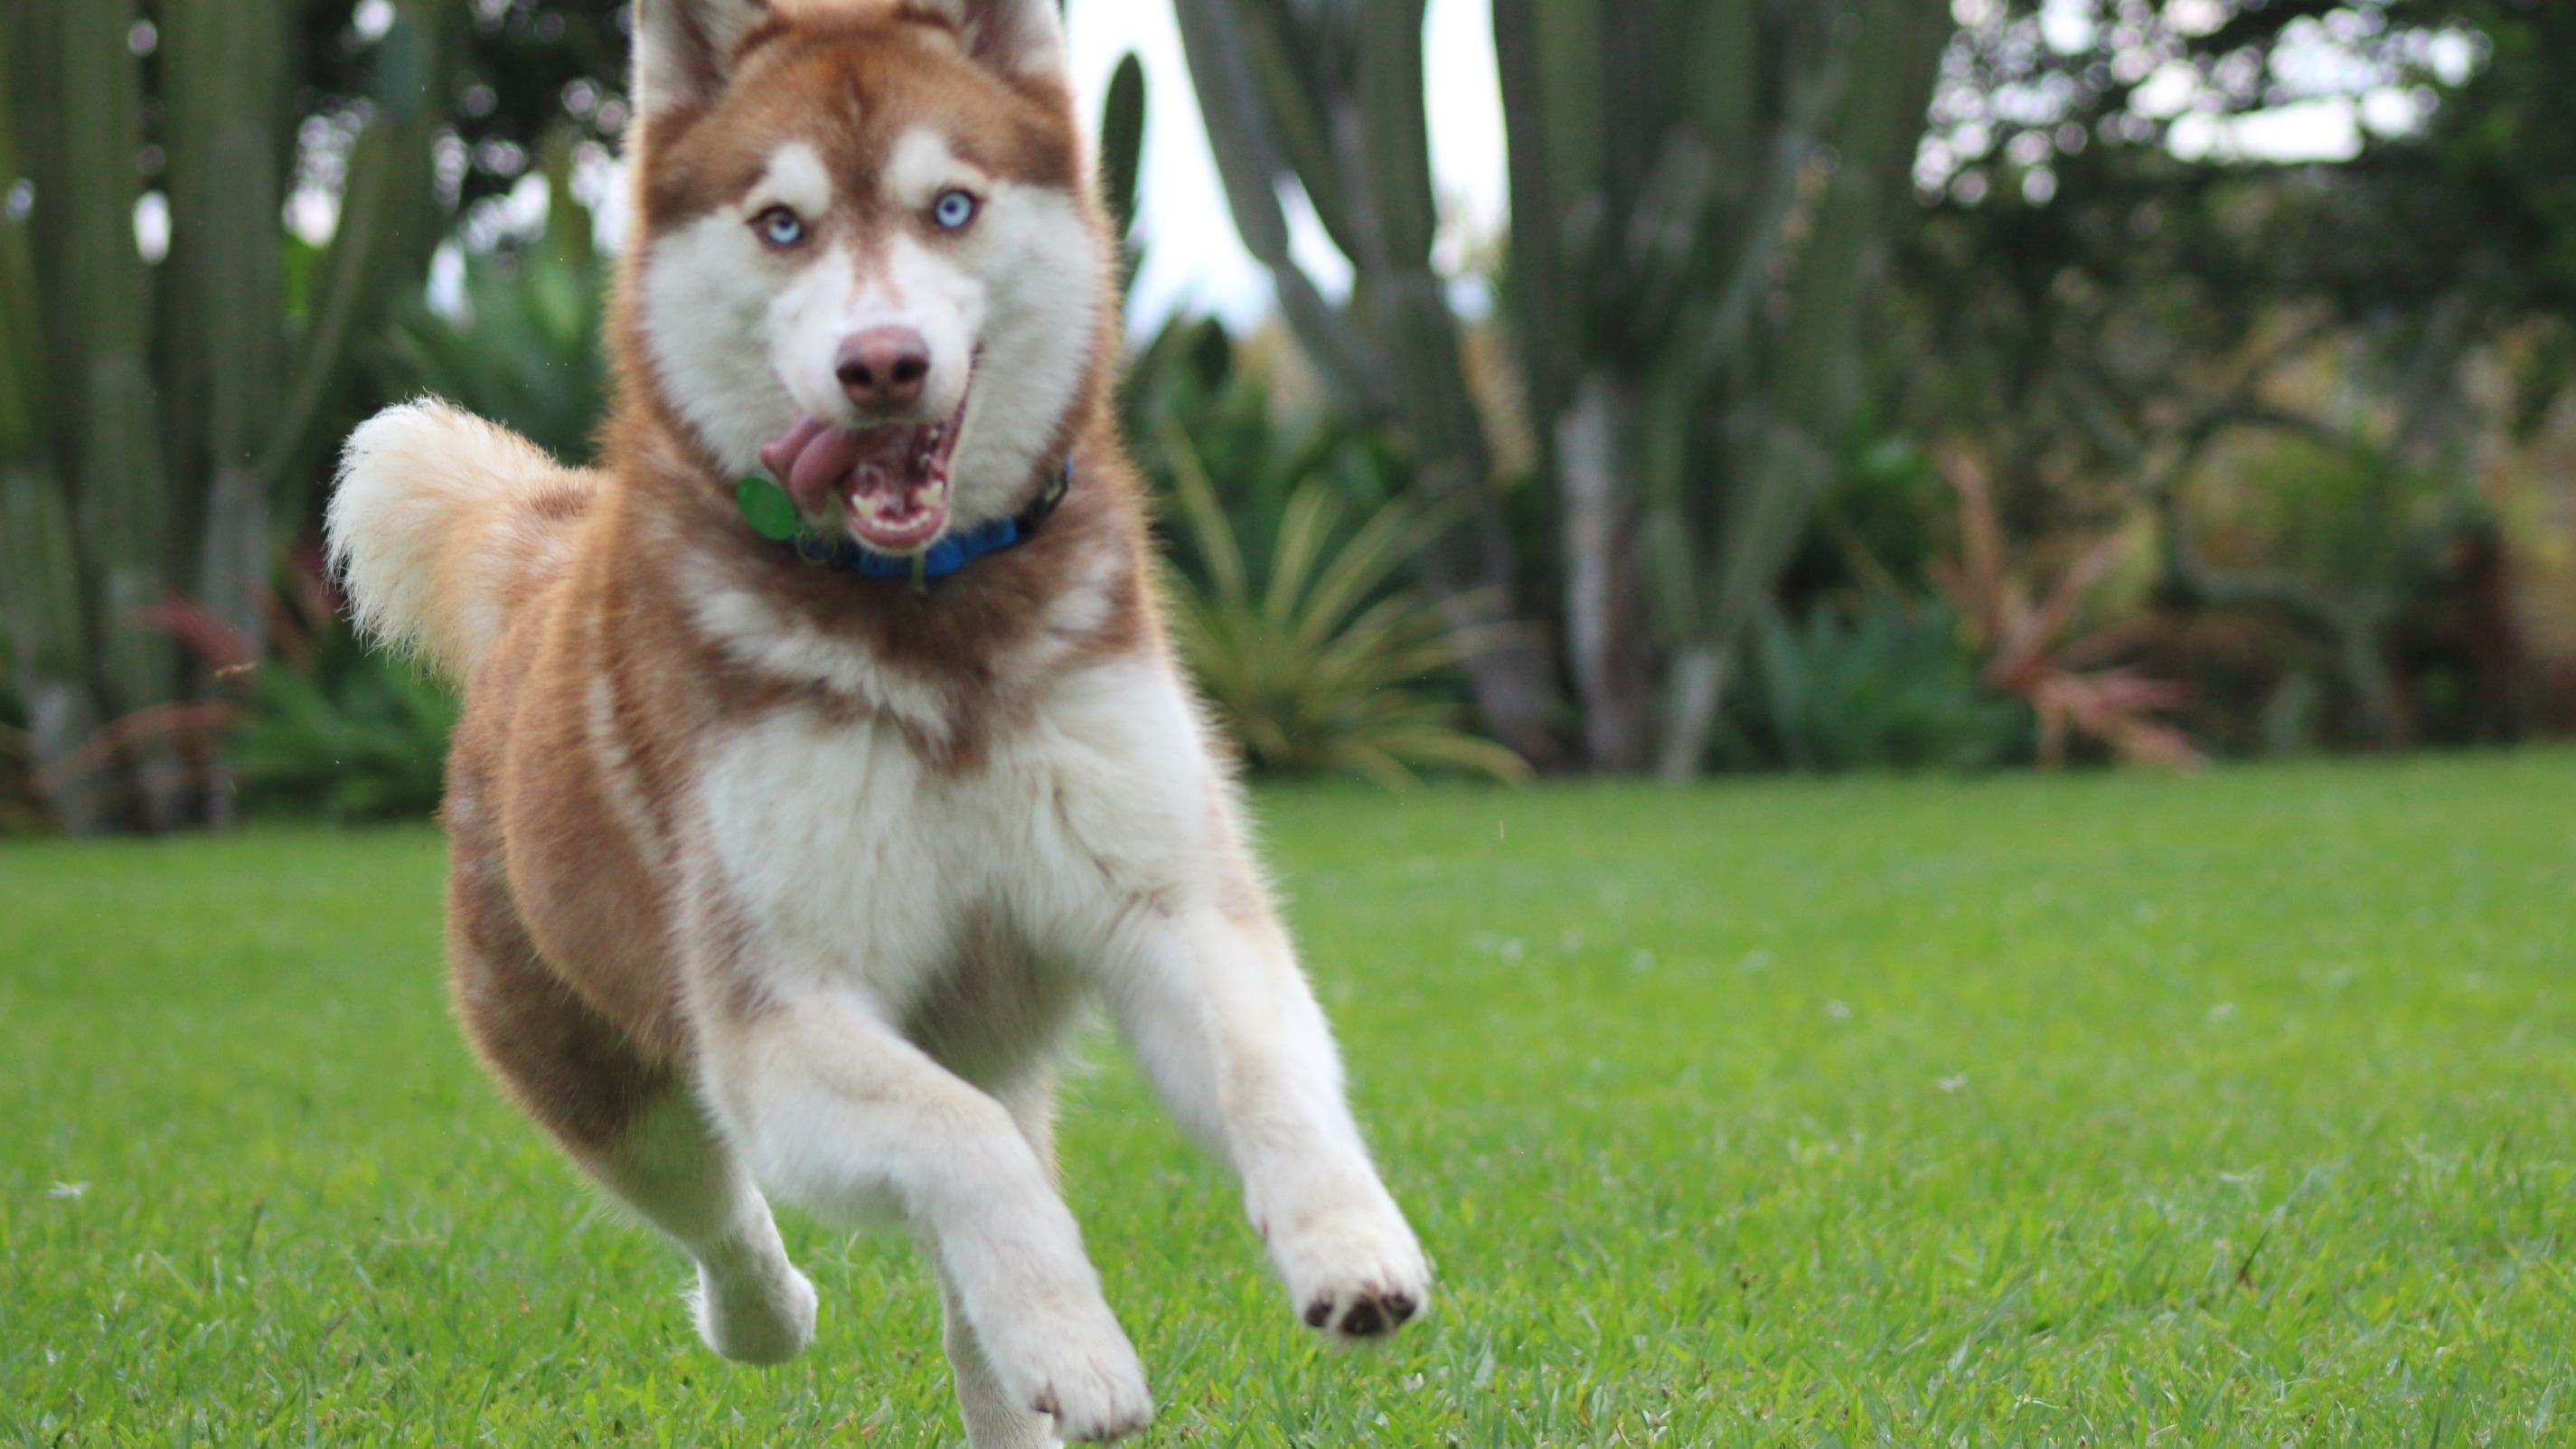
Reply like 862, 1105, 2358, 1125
691, 655, 1217, 1015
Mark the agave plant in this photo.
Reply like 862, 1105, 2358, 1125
1934, 451, 2200, 768
1734, 597, 2027, 773
1157, 420, 1528, 789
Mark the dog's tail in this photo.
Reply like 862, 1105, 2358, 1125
326, 400, 600, 682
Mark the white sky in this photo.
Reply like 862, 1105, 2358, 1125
1063, 0, 1507, 332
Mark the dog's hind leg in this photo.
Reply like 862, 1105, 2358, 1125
577, 1092, 819, 1366
447, 876, 814, 1365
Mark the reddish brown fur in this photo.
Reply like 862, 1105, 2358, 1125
441, 3, 1150, 1153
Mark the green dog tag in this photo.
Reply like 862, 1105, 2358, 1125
736, 473, 801, 541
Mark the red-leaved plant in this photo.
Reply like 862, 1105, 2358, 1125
1932, 450, 2201, 769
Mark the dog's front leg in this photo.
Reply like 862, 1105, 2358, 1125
697, 991, 1150, 1443
934, 1251, 1070, 1449
1104, 903, 1430, 1339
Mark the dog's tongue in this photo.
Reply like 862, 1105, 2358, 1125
758, 418, 954, 553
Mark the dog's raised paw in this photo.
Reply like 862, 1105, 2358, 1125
1271, 1203, 1431, 1343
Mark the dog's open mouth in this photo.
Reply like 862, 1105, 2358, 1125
757, 391, 970, 555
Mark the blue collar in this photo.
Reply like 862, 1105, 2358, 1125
737, 460, 1072, 586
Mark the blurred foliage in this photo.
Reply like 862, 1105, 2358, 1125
228, 119, 613, 827
382, 132, 606, 465
296, 0, 634, 217
2220, 434, 2453, 592
1880, 0, 2576, 756
1097, 50, 1144, 262
234, 634, 457, 823
382, 240, 604, 464
1175, 0, 1573, 769
228, 547, 456, 823
0, 663, 49, 833
1, 0, 456, 833
1778, 428, 1955, 610
271, 126, 625, 826
1717, 597, 2028, 774
1936, 451, 2200, 768
1123, 319, 1392, 579
128, 547, 456, 825
1129, 317, 1526, 787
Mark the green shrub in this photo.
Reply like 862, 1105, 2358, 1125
381, 130, 607, 466
1126, 316, 1524, 787
1720, 597, 2028, 773
1158, 419, 1528, 789
233, 607, 456, 824
381, 239, 606, 467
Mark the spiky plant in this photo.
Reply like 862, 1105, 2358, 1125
1158, 422, 1528, 790
1934, 451, 2200, 769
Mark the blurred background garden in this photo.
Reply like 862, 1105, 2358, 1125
14, 6, 2576, 1443
0, 0, 2571, 818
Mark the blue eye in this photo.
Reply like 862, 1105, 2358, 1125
931, 189, 977, 231
756, 207, 805, 247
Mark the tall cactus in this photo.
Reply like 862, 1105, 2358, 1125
1494, 0, 1952, 775
1179, 0, 1949, 773
24, 0, 189, 827
1171, 0, 1569, 771
0, 0, 452, 831
0, 3, 104, 832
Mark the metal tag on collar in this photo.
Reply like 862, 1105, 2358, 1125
1026, 458, 1072, 528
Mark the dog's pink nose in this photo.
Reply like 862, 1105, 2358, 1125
837, 326, 931, 409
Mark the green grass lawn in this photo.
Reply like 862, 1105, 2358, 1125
5, 753, 2576, 1446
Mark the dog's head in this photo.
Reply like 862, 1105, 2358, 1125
625, 0, 1105, 554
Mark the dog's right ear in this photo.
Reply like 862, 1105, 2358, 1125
635, 0, 772, 115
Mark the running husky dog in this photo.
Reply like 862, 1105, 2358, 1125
324, 1, 1427, 1441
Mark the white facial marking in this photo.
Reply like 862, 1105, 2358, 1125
942, 180, 1100, 527
643, 212, 799, 473
887, 127, 990, 212
749, 142, 832, 224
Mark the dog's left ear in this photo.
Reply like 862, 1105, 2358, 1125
909, 0, 1067, 79
635, 0, 774, 114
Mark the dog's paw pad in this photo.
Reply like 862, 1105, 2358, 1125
1273, 1203, 1430, 1343
1302, 1285, 1419, 1340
